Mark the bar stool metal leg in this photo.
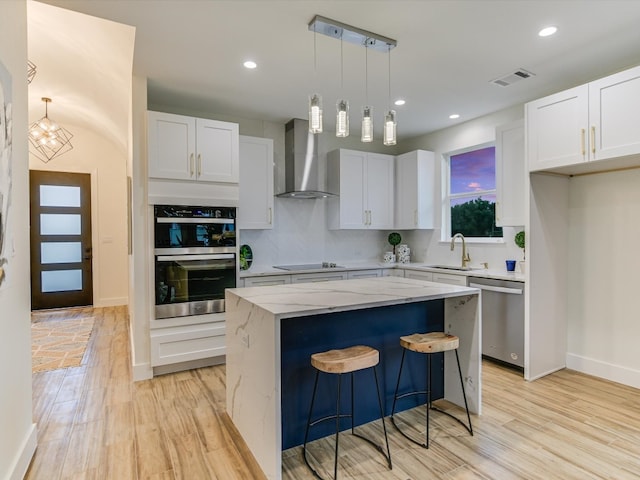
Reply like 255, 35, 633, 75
333, 374, 341, 480
391, 347, 473, 449
455, 349, 473, 436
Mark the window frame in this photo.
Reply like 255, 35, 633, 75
441, 141, 504, 244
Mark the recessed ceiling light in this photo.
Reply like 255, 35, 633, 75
538, 26, 557, 37
449, 114, 460, 119
243, 60, 257, 69
394, 99, 406, 106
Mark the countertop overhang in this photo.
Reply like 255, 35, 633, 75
226, 276, 479, 320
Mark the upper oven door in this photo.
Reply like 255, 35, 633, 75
154, 206, 236, 253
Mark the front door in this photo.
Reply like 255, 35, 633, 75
30, 170, 93, 310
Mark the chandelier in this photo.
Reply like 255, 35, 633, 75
307, 15, 398, 145
28, 97, 74, 163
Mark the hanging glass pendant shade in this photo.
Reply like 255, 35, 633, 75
309, 93, 323, 133
361, 106, 373, 143
383, 109, 397, 146
336, 99, 349, 137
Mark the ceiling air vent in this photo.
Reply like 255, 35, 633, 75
491, 68, 536, 87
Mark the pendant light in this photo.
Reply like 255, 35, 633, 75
336, 37, 349, 137
309, 23, 323, 134
28, 97, 74, 163
383, 45, 397, 146
361, 44, 373, 143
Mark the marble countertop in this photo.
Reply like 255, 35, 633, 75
239, 261, 525, 282
226, 276, 479, 320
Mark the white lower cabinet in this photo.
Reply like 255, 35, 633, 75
383, 268, 405, 277
403, 269, 467, 286
243, 275, 291, 287
404, 270, 434, 281
432, 272, 467, 286
150, 320, 226, 367
291, 272, 348, 283
347, 269, 382, 279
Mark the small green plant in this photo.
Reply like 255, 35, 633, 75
514, 230, 525, 260
388, 232, 402, 255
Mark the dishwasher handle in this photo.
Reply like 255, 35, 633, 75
469, 282, 523, 295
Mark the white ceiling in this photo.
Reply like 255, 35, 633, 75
32, 0, 640, 144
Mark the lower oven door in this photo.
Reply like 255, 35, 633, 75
155, 253, 236, 319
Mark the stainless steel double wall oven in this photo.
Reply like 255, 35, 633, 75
154, 205, 236, 319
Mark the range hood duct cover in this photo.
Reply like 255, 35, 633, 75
277, 118, 336, 199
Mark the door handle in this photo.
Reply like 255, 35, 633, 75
197, 154, 202, 177
591, 126, 596, 155
190, 153, 195, 176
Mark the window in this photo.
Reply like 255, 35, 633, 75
444, 144, 503, 240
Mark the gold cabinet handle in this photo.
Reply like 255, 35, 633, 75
591, 126, 596, 155
414, 209, 418, 226
190, 153, 195, 176
580, 129, 586, 157
268, 207, 272, 225
197, 154, 202, 177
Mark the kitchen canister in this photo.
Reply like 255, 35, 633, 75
396, 244, 410, 256
383, 251, 396, 263
398, 253, 411, 264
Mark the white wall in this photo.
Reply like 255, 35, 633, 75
29, 124, 129, 307
0, 1, 38, 478
129, 75, 152, 380
398, 105, 525, 269
567, 169, 640, 387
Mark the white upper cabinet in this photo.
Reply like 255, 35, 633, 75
589, 66, 640, 161
527, 65, 640, 172
239, 135, 274, 229
327, 149, 394, 229
495, 120, 525, 227
148, 111, 239, 183
395, 150, 435, 229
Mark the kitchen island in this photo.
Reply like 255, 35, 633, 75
225, 276, 480, 480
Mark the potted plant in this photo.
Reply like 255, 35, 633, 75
514, 230, 525, 273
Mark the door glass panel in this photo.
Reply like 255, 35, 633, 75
40, 214, 81, 235
41, 242, 82, 264
40, 185, 81, 207
41, 269, 82, 292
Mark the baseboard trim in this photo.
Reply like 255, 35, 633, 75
132, 362, 153, 382
94, 297, 128, 308
9, 423, 37, 480
566, 353, 640, 389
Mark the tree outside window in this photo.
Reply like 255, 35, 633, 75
446, 145, 502, 239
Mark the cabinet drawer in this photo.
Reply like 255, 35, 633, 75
431, 272, 467, 286
291, 272, 348, 283
347, 269, 382, 279
243, 275, 291, 287
404, 270, 433, 281
151, 322, 225, 367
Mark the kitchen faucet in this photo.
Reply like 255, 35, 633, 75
450, 233, 471, 269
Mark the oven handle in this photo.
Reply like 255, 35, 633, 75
156, 217, 234, 224
157, 254, 235, 262
469, 282, 523, 295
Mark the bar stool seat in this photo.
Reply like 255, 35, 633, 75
303, 345, 392, 480
391, 332, 473, 449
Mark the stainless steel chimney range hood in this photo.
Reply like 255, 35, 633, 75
277, 118, 336, 199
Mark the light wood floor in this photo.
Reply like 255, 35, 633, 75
26, 306, 640, 479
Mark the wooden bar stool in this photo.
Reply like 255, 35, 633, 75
303, 345, 392, 480
391, 332, 473, 448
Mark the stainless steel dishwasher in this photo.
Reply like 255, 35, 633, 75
468, 277, 525, 370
